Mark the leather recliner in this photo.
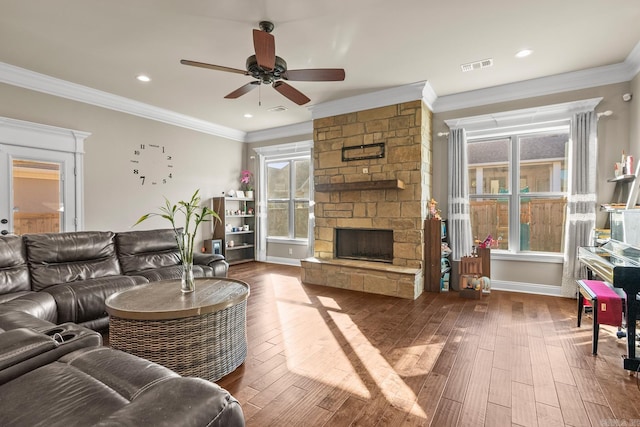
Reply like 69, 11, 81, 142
0, 326, 245, 426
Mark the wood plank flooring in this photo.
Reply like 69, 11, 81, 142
218, 262, 640, 426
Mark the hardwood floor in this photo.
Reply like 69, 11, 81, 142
219, 262, 640, 426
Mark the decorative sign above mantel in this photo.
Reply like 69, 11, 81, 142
341, 142, 385, 162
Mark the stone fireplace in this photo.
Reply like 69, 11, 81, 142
300, 100, 433, 299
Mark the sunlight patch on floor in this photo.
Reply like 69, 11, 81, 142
275, 299, 371, 399
328, 310, 428, 418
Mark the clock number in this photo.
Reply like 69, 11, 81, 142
162, 179, 167, 184
133, 150, 140, 155
133, 169, 139, 175
162, 146, 165, 153
140, 176, 146, 185
169, 173, 173, 179
166, 155, 172, 160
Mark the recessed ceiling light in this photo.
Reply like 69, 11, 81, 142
515, 49, 533, 58
243, 113, 253, 118
136, 74, 151, 82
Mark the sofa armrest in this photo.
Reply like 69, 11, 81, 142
193, 252, 225, 264
0, 328, 56, 371
0, 323, 101, 385
193, 252, 228, 277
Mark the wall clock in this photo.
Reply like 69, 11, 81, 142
130, 143, 174, 185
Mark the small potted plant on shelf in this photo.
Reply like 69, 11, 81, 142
134, 189, 220, 293
240, 169, 254, 199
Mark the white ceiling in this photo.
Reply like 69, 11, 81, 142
2, 0, 640, 138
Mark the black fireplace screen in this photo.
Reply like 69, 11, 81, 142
335, 228, 393, 263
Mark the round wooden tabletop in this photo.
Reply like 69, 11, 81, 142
105, 277, 250, 321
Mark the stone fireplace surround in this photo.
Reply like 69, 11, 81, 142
300, 100, 432, 300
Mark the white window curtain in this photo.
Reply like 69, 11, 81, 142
561, 111, 598, 297
447, 128, 474, 261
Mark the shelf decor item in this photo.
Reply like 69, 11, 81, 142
240, 169, 254, 199
426, 198, 441, 220
134, 189, 220, 293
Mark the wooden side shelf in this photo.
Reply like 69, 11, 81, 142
315, 179, 404, 192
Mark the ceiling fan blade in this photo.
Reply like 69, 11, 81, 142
273, 81, 311, 105
180, 59, 248, 76
283, 68, 346, 82
224, 81, 260, 99
253, 29, 275, 70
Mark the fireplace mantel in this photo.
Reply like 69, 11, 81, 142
315, 179, 404, 192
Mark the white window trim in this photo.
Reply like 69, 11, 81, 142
254, 141, 313, 261
445, 98, 602, 261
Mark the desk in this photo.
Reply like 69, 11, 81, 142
106, 277, 249, 381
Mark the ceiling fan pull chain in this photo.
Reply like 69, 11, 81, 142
259, 84, 262, 107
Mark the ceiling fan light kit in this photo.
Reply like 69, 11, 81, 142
181, 21, 345, 105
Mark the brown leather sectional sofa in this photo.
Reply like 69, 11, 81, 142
0, 228, 228, 330
0, 229, 243, 426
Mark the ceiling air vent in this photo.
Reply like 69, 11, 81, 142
267, 106, 288, 113
461, 58, 494, 72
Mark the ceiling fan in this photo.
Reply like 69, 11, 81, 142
180, 21, 345, 106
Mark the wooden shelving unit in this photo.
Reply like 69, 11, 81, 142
210, 197, 255, 265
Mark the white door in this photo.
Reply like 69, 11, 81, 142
0, 144, 77, 235
0, 117, 89, 236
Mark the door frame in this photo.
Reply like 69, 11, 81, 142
0, 116, 90, 232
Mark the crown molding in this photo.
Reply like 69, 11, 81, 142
308, 81, 431, 120
628, 40, 640, 77
244, 120, 313, 143
0, 62, 246, 141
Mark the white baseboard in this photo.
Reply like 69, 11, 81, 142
490, 279, 563, 297
265, 256, 301, 267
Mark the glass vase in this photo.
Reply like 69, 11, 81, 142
181, 261, 195, 293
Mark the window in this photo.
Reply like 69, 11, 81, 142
266, 156, 310, 240
468, 127, 569, 253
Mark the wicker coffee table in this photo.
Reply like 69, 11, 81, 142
105, 277, 249, 382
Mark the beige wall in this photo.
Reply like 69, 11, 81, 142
432, 81, 634, 287
0, 83, 244, 247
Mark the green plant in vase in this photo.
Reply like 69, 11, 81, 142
134, 189, 220, 293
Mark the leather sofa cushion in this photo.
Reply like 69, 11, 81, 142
24, 231, 122, 291
0, 309, 57, 332
116, 229, 182, 274
0, 291, 57, 323
0, 346, 245, 426
43, 275, 148, 324
0, 235, 30, 294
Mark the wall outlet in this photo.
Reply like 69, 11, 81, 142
288, 248, 293, 255
363, 167, 369, 174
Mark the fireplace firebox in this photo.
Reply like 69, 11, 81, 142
335, 228, 393, 263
